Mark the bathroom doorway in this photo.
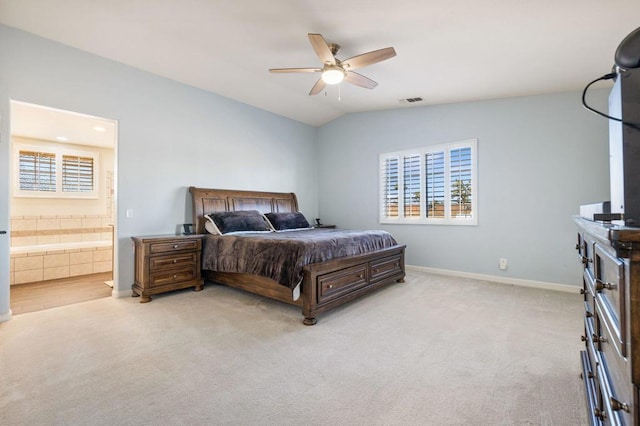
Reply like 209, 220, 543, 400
8, 101, 118, 314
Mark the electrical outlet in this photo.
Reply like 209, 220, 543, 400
499, 258, 508, 270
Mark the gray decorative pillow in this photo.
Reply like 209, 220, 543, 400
264, 212, 311, 231
208, 210, 271, 234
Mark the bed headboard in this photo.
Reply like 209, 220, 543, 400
189, 187, 300, 234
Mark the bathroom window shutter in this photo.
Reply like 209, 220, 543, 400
19, 150, 56, 192
62, 155, 94, 193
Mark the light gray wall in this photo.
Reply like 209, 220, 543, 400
317, 91, 611, 286
0, 24, 614, 323
0, 24, 318, 318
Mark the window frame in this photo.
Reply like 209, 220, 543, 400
13, 143, 100, 199
379, 139, 477, 226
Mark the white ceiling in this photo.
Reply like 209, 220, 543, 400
10, 101, 117, 148
1, 0, 639, 127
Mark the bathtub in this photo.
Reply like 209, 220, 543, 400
10, 240, 113, 254
10, 240, 113, 285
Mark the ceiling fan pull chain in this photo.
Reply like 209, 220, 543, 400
338, 84, 341, 102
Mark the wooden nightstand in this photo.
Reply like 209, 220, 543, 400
131, 234, 204, 302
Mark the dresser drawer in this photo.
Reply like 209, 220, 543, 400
594, 302, 633, 425
150, 239, 200, 254
594, 243, 626, 357
584, 316, 599, 375
583, 234, 596, 281
150, 252, 198, 270
318, 265, 368, 303
370, 254, 402, 282
149, 267, 198, 288
584, 269, 596, 304
580, 351, 601, 425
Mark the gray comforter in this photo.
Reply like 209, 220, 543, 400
201, 228, 399, 289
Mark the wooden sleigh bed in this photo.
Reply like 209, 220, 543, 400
189, 187, 406, 325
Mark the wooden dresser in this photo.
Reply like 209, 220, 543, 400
131, 234, 204, 302
575, 216, 640, 425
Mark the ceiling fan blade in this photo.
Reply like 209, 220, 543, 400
269, 68, 321, 73
308, 33, 336, 65
309, 78, 326, 96
344, 71, 378, 89
342, 47, 397, 70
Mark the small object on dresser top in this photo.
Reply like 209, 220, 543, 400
579, 201, 610, 220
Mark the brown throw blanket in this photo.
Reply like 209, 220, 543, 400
201, 228, 399, 289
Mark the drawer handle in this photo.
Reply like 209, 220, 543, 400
595, 279, 616, 291
592, 333, 607, 344
173, 259, 177, 264
575, 243, 580, 250
585, 310, 593, 318
173, 244, 179, 249
610, 397, 630, 413
581, 256, 592, 265
358, 274, 364, 278
373, 268, 379, 273
328, 284, 334, 289
173, 274, 177, 279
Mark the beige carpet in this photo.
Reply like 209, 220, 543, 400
0, 270, 587, 425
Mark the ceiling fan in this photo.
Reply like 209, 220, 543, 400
269, 33, 397, 95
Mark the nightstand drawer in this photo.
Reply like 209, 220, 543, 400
150, 252, 198, 270
150, 267, 198, 288
150, 239, 200, 254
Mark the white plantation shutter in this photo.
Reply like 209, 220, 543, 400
19, 150, 56, 192
14, 145, 98, 198
449, 147, 473, 218
62, 155, 94, 193
425, 151, 445, 218
381, 156, 399, 218
403, 154, 421, 218
380, 139, 477, 225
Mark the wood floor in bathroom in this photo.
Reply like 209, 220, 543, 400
10, 272, 113, 315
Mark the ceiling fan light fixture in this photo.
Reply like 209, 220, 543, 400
322, 67, 345, 85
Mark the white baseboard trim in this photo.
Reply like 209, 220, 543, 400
406, 265, 580, 294
0, 309, 13, 322
112, 289, 132, 298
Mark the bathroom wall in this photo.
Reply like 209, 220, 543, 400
10, 136, 115, 284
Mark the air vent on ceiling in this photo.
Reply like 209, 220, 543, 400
399, 97, 424, 104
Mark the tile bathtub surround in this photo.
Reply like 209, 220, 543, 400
11, 247, 113, 285
10, 214, 113, 247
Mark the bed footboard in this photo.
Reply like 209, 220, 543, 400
301, 245, 406, 325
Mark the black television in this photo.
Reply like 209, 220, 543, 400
583, 26, 640, 226
608, 68, 640, 226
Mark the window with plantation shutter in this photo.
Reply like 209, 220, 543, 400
62, 155, 94, 193
19, 151, 56, 192
379, 139, 477, 225
403, 155, 421, 218
425, 151, 445, 218
381, 157, 399, 218
14, 144, 99, 198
